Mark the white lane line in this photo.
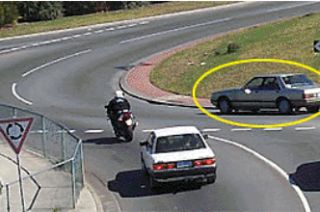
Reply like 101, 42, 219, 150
83, 32, 92, 36
142, 129, 154, 133
116, 25, 127, 29
139, 21, 149, 25
61, 36, 72, 40
120, 17, 231, 44
84, 129, 104, 134
94, 30, 104, 34
12, 83, 33, 105
263, 127, 283, 131
231, 128, 252, 132
105, 27, 115, 31
72, 34, 82, 38
295, 126, 316, 131
201, 128, 221, 132
208, 135, 311, 212
128, 23, 137, 27
22, 49, 92, 77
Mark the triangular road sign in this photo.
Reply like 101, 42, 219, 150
0, 117, 33, 154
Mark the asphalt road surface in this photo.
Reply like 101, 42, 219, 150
1, 2, 320, 211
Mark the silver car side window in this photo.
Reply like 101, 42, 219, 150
245, 77, 264, 89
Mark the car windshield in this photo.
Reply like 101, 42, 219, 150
282, 75, 314, 87
155, 133, 205, 153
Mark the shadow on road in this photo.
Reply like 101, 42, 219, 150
108, 169, 202, 197
289, 161, 320, 191
197, 110, 309, 116
83, 137, 124, 145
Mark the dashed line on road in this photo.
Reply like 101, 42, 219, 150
231, 128, 252, 132
263, 127, 283, 131
208, 135, 311, 212
201, 128, 221, 132
295, 126, 316, 131
84, 129, 104, 134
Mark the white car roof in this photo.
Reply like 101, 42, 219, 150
153, 126, 201, 137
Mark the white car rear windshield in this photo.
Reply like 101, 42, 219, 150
282, 75, 314, 87
155, 134, 205, 153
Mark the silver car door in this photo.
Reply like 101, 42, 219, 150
236, 77, 264, 108
254, 77, 280, 108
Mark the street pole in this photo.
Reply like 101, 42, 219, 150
16, 154, 25, 212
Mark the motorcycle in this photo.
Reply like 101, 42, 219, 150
107, 109, 137, 142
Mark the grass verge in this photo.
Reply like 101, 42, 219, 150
0, 2, 233, 38
151, 13, 320, 98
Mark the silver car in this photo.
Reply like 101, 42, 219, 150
211, 73, 320, 114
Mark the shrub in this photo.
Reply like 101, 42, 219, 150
18, 2, 63, 22
0, 2, 19, 27
227, 42, 240, 54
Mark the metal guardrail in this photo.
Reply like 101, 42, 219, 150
0, 104, 84, 211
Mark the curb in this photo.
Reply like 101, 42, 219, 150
85, 183, 104, 212
120, 74, 214, 109
0, 2, 251, 42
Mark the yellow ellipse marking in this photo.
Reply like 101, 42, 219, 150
192, 58, 320, 128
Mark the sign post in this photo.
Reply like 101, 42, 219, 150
0, 117, 33, 212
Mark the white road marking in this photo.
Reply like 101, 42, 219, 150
139, 21, 149, 25
128, 23, 137, 27
120, 17, 231, 44
84, 129, 104, 134
295, 126, 316, 131
83, 32, 92, 36
72, 34, 82, 38
208, 135, 311, 212
201, 128, 221, 132
61, 36, 72, 40
231, 128, 252, 131
105, 27, 115, 31
142, 129, 155, 133
94, 30, 104, 34
11, 83, 33, 105
116, 25, 127, 29
22, 49, 92, 77
263, 127, 283, 131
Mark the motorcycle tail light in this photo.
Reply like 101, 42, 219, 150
123, 112, 131, 120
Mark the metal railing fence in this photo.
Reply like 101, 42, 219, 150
0, 104, 84, 211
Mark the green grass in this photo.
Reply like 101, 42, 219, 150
0, 2, 233, 38
151, 13, 320, 98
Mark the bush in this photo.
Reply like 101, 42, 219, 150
18, 2, 63, 22
0, 2, 19, 27
227, 42, 240, 54
63, 2, 98, 16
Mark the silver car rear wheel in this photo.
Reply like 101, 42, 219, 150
278, 99, 292, 114
218, 98, 232, 114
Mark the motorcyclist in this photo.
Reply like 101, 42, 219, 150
106, 90, 131, 135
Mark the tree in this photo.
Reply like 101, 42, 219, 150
18, 2, 63, 22
0, 2, 19, 27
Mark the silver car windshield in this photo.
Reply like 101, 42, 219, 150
282, 75, 314, 87
155, 134, 205, 153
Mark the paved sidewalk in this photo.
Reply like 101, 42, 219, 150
0, 140, 100, 212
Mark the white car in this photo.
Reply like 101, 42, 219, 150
140, 126, 217, 189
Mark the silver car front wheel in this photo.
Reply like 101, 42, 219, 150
218, 98, 232, 114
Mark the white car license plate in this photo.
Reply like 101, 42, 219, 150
177, 161, 192, 168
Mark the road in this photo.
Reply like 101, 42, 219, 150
1, 1, 320, 211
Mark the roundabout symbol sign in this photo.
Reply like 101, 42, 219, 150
0, 117, 33, 154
